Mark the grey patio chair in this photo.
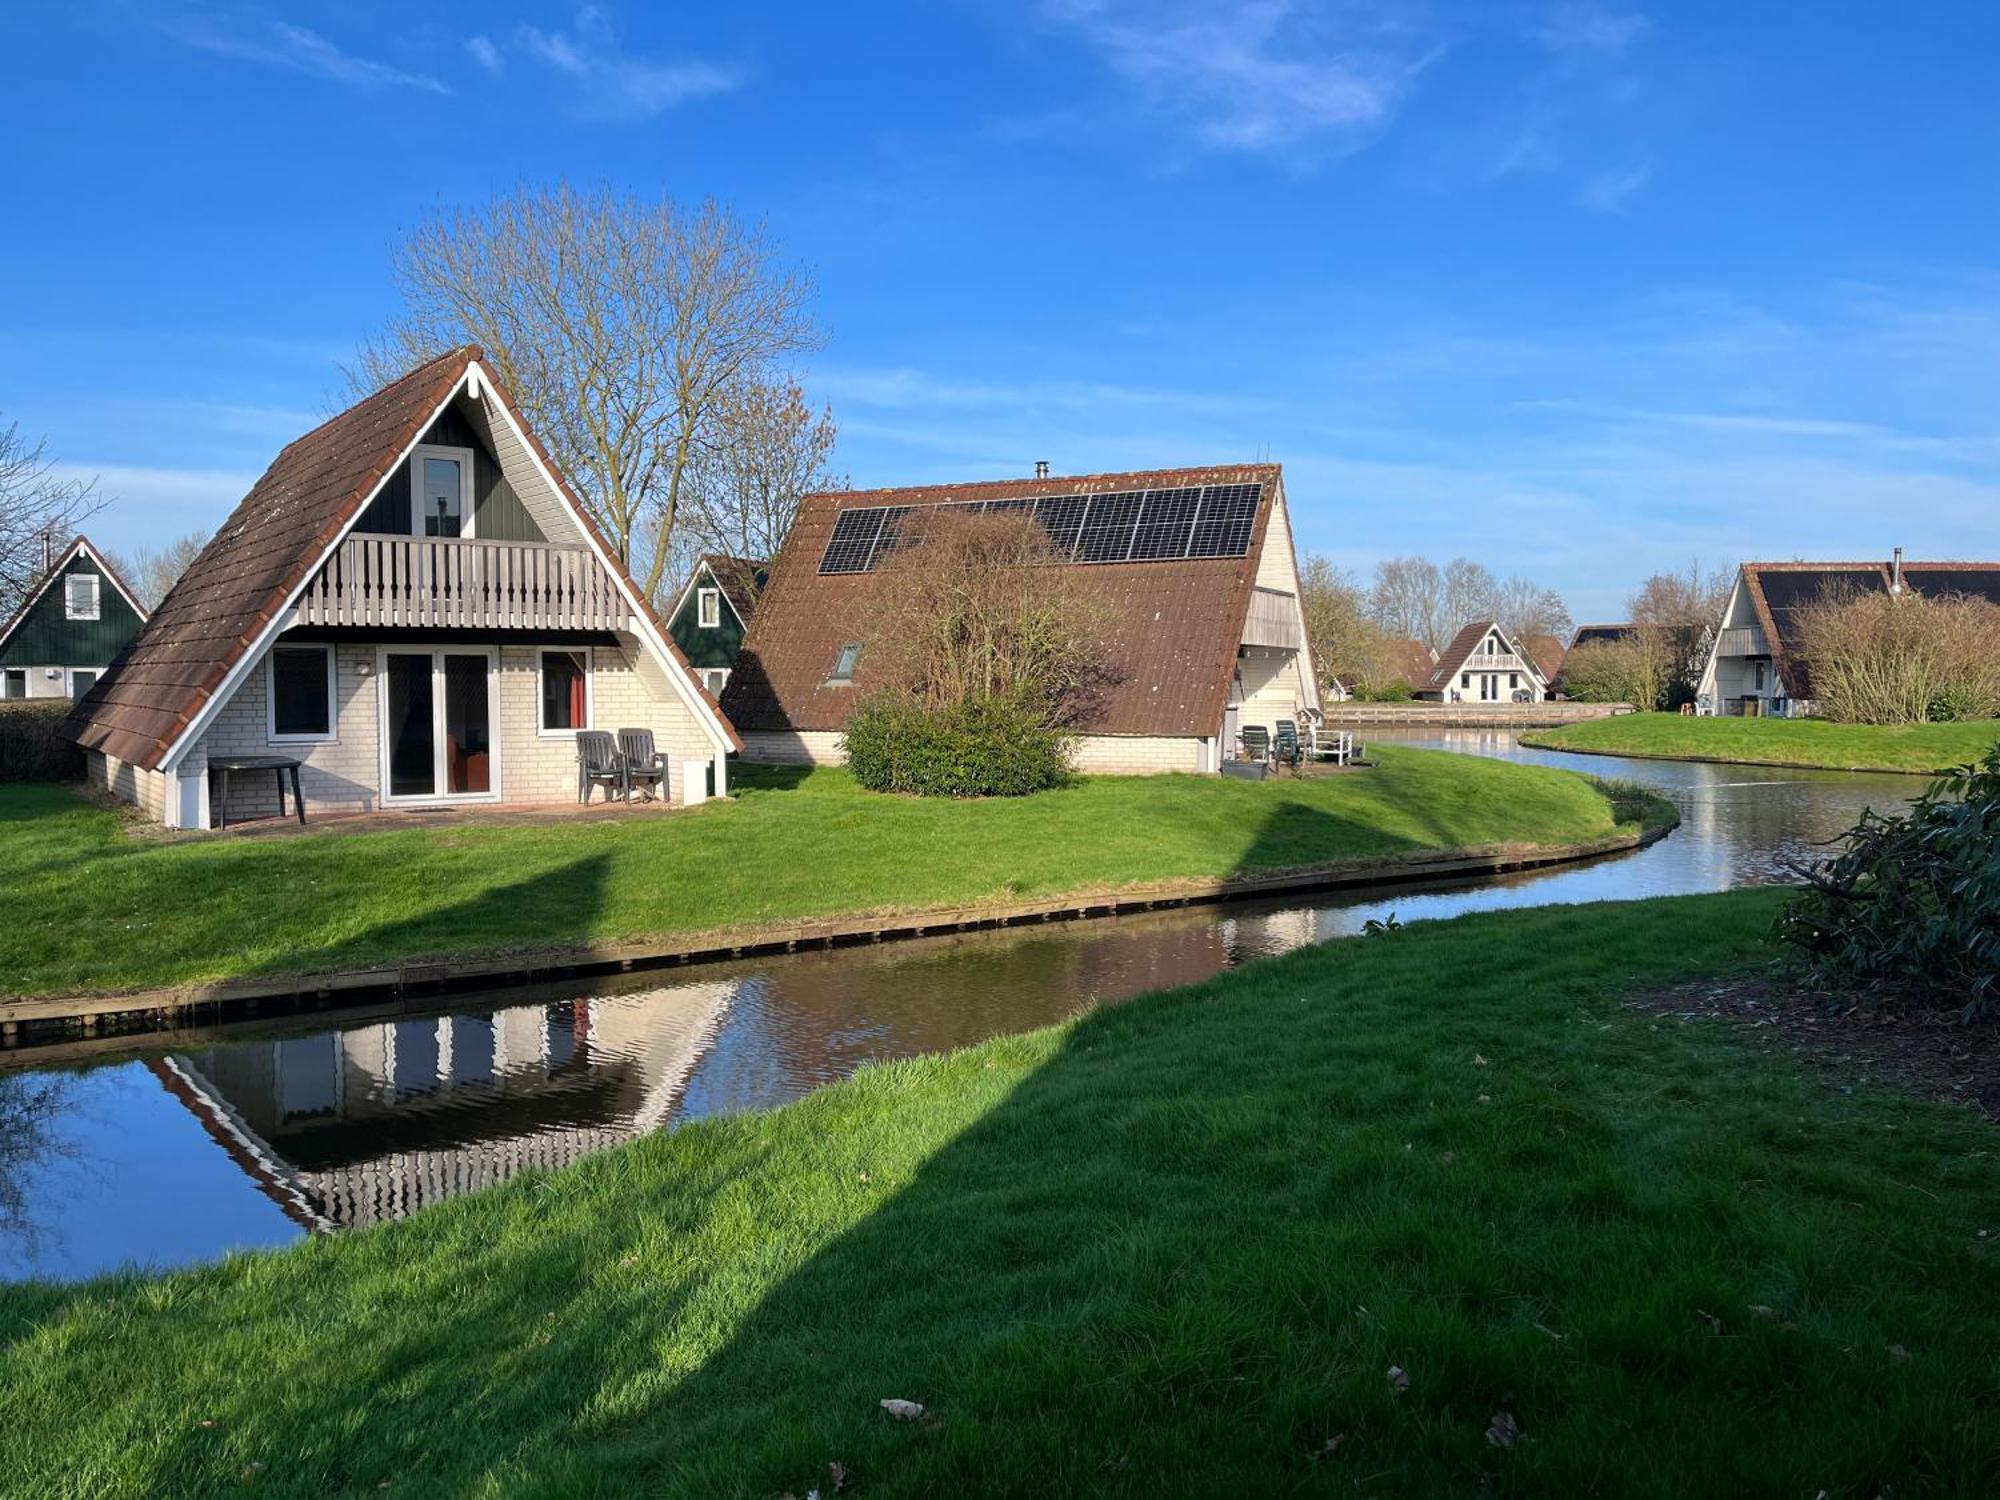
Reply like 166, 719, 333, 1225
1240, 725, 1272, 765
576, 730, 625, 804
617, 727, 669, 803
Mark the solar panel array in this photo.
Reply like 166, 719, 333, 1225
816, 482, 1264, 575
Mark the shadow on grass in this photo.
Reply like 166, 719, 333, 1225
59, 890, 1992, 1496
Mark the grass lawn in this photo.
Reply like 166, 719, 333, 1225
1522, 711, 2000, 775
0, 746, 1660, 999
3, 890, 1995, 1496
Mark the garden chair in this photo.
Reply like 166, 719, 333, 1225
576, 730, 626, 804
617, 727, 669, 804
1274, 719, 1304, 772
1306, 726, 1351, 766
1240, 725, 1273, 765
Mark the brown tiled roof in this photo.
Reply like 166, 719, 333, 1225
1522, 632, 1566, 683
1425, 620, 1499, 690
1384, 637, 1435, 685
722, 464, 1284, 740
696, 554, 768, 624
69, 348, 476, 769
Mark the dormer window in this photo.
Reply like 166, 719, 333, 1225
412, 444, 474, 538
65, 573, 101, 620
698, 587, 722, 629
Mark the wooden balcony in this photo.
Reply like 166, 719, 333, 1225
296, 536, 629, 632
1714, 625, 1770, 657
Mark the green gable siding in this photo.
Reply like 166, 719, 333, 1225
0, 552, 145, 667
668, 568, 747, 669
353, 404, 544, 542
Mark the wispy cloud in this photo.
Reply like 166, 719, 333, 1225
509, 6, 744, 117
160, 8, 449, 94
1041, 0, 1436, 157
465, 35, 504, 76
1528, 2, 1651, 56
1578, 160, 1650, 211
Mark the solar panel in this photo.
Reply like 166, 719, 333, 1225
818, 507, 885, 573
1188, 483, 1261, 558
1128, 488, 1202, 560
816, 482, 1264, 573
1076, 493, 1143, 562
1032, 495, 1089, 557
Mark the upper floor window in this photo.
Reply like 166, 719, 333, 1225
65, 573, 100, 620
697, 587, 722, 629
412, 444, 474, 538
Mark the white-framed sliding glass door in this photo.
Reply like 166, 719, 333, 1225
378, 646, 501, 803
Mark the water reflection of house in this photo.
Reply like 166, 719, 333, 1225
152, 982, 733, 1231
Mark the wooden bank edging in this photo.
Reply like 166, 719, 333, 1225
0, 821, 1675, 1045
1514, 734, 1946, 777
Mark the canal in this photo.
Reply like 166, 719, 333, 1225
0, 732, 1924, 1281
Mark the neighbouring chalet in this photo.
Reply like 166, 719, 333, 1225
1698, 553, 2000, 716
0, 536, 148, 702
1417, 620, 1551, 704
1387, 638, 1438, 690
721, 464, 1321, 774
1568, 622, 1636, 652
68, 347, 739, 828
665, 554, 766, 696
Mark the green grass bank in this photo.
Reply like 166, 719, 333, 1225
2, 891, 1994, 1496
0, 747, 1660, 999
1522, 711, 2000, 774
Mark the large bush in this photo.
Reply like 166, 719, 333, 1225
1351, 678, 1414, 703
0, 701, 83, 783
843, 691, 1073, 797
1777, 747, 2000, 1019
1791, 585, 2000, 724
1558, 639, 1659, 707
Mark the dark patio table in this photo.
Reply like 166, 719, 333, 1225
207, 755, 306, 829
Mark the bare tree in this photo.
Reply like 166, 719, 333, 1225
683, 372, 844, 597
0, 421, 106, 616
1490, 575, 1573, 643
1367, 553, 1570, 650
353, 183, 823, 597
1368, 556, 1445, 648
1629, 560, 1731, 707
110, 529, 209, 610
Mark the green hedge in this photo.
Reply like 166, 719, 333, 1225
0, 701, 84, 783
842, 692, 1074, 797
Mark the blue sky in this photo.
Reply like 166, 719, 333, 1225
4, 1, 1997, 621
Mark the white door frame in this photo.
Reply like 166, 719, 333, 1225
376, 644, 503, 805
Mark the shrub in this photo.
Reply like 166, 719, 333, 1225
0, 700, 84, 783
843, 690, 1073, 797
1790, 584, 2000, 725
1777, 746, 2000, 1020
1352, 678, 1413, 703
1559, 639, 1660, 707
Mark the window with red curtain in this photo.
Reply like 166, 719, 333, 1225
540, 650, 588, 731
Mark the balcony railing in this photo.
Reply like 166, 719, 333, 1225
1715, 626, 1770, 657
296, 536, 629, 632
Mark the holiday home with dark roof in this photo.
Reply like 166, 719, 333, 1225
664, 553, 767, 697
721, 464, 1321, 774
1696, 553, 2000, 716
0, 535, 148, 702
67, 348, 738, 828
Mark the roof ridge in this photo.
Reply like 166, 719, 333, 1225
801, 462, 1282, 506
268, 345, 480, 462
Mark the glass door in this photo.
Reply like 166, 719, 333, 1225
381, 649, 497, 801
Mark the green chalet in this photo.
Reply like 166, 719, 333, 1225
0, 536, 148, 702
665, 554, 766, 697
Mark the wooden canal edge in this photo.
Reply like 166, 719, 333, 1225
0, 820, 1676, 1051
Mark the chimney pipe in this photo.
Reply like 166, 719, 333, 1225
1034, 460, 1049, 480
1892, 546, 1904, 593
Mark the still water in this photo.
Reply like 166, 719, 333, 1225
0, 732, 1923, 1281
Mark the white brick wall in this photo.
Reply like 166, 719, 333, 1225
88, 749, 169, 820
740, 727, 1204, 776
153, 633, 720, 824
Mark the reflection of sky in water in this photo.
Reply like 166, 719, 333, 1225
0, 732, 1923, 1282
